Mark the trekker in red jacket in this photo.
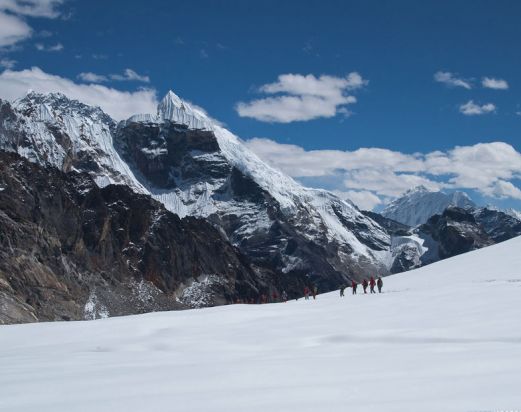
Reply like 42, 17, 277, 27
351, 280, 357, 294
369, 276, 376, 294
362, 279, 368, 294
304, 286, 310, 300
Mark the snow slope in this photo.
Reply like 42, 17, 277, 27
1, 236, 520, 412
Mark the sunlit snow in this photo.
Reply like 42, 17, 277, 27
1, 236, 520, 411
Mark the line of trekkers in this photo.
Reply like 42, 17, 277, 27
234, 276, 383, 304
339, 276, 383, 297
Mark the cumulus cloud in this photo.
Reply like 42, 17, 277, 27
434, 71, 472, 89
0, 66, 158, 120
78, 68, 150, 84
0, 57, 16, 69
0, 0, 64, 47
333, 190, 383, 210
35, 42, 63, 52
244, 138, 521, 208
482, 77, 509, 90
483, 180, 521, 199
236, 72, 367, 123
110, 68, 150, 83
0, 0, 64, 18
0, 8, 31, 47
77, 71, 108, 83
459, 100, 496, 115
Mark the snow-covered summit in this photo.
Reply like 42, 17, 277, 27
158, 90, 214, 130
124, 90, 215, 130
382, 186, 476, 227
2, 91, 144, 190
15, 91, 112, 124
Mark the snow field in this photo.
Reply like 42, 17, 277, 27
1, 237, 520, 412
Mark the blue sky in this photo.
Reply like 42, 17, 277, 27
0, 0, 520, 210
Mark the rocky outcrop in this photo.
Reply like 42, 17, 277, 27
362, 211, 412, 236
0, 152, 279, 324
418, 207, 502, 262
472, 208, 521, 243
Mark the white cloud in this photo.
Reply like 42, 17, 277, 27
0, 57, 16, 69
78, 69, 150, 84
0, 67, 158, 120
78, 72, 108, 83
0, 0, 64, 47
236, 72, 367, 123
483, 180, 521, 200
434, 71, 472, 89
459, 100, 496, 115
0, 10, 31, 47
35, 42, 63, 52
0, 0, 64, 18
482, 77, 509, 90
343, 169, 442, 198
244, 138, 521, 208
333, 190, 383, 210
110, 68, 149, 83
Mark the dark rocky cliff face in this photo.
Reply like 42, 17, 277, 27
0, 152, 278, 324
361, 211, 412, 236
472, 208, 521, 243
417, 207, 520, 262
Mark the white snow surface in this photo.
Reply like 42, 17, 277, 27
1, 236, 520, 412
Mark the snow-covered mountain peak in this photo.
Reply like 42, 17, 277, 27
382, 187, 476, 227
2, 91, 142, 189
156, 90, 214, 130
15, 91, 113, 124
403, 185, 430, 195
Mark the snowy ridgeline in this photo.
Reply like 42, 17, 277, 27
1, 236, 521, 411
